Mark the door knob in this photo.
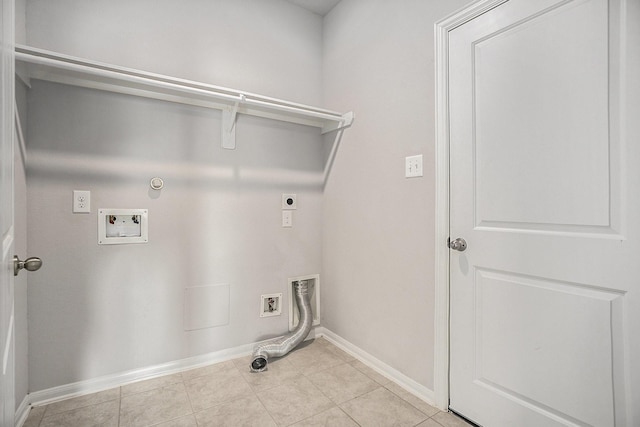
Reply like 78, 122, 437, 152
448, 237, 467, 252
13, 255, 43, 276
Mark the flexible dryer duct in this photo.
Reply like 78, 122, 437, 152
250, 280, 313, 372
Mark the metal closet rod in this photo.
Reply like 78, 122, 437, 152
14, 45, 347, 125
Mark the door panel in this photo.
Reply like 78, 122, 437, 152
474, 0, 610, 230
475, 269, 619, 426
449, 0, 639, 425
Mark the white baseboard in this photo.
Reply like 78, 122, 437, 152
16, 328, 322, 425
15, 327, 436, 424
23, 340, 257, 411
15, 396, 30, 427
317, 327, 436, 405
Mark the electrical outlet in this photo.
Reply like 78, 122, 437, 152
73, 190, 91, 213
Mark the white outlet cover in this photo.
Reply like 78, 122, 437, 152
405, 155, 423, 178
282, 211, 293, 227
73, 190, 91, 213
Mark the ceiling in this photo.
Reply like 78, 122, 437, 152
284, 0, 341, 16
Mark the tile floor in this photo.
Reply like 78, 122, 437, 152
22, 338, 473, 427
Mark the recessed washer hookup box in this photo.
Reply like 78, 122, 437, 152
98, 209, 148, 245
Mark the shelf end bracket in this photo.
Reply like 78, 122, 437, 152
321, 111, 354, 134
222, 95, 245, 150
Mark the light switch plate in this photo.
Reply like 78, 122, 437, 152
73, 190, 91, 213
405, 155, 423, 178
282, 211, 293, 227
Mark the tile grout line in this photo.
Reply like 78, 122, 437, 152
382, 382, 439, 419
117, 387, 122, 427
181, 374, 197, 425
234, 359, 272, 426
254, 391, 280, 427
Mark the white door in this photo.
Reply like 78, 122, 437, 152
0, 0, 15, 425
448, 0, 640, 426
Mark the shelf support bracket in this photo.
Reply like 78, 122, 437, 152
321, 111, 355, 134
222, 95, 245, 150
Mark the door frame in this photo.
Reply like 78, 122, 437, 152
1, 0, 16, 423
433, 0, 509, 411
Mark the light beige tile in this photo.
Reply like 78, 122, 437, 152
431, 411, 476, 427
40, 400, 119, 427
349, 360, 391, 385
194, 396, 277, 426
240, 355, 303, 392
152, 414, 198, 427
322, 343, 357, 363
417, 419, 447, 427
257, 377, 334, 426
307, 363, 378, 404
297, 338, 322, 350
290, 340, 331, 356
311, 337, 332, 347
285, 344, 346, 376
44, 388, 120, 416
122, 372, 183, 396
184, 366, 253, 412
384, 382, 440, 416
235, 353, 301, 372
290, 407, 359, 427
340, 387, 428, 427
233, 353, 297, 369
22, 405, 47, 427
232, 354, 254, 370
119, 382, 192, 427
181, 360, 238, 381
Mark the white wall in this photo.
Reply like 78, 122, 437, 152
26, 0, 323, 105
24, 0, 326, 392
322, 0, 468, 390
23, 0, 476, 397
14, 0, 24, 44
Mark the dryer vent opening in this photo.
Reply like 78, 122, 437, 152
289, 274, 320, 331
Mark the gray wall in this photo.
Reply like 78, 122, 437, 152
322, 0, 468, 389
26, 0, 323, 105
24, 0, 325, 392
22, 0, 472, 397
